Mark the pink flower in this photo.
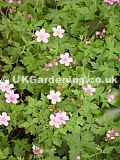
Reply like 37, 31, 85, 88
118, 57, 120, 62
60, 52, 73, 66
5, 91, 19, 104
106, 128, 119, 140
8, 0, 14, 3
49, 111, 69, 128
0, 80, 14, 93
49, 114, 60, 128
104, 0, 114, 5
74, 156, 81, 160
47, 90, 61, 104
0, 112, 10, 126
43, 59, 58, 71
96, 28, 106, 39
83, 84, 96, 95
32, 145, 44, 155
113, 0, 119, 1
27, 14, 32, 20
107, 94, 115, 102
35, 28, 50, 43
85, 40, 91, 45
48, 59, 58, 67
8, 0, 21, 4
104, 0, 120, 4
16, 0, 21, 4
52, 25, 65, 38
55, 111, 69, 125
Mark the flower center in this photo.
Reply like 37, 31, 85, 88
39, 34, 44, 39
53, 95, 58, 100
10, 96, 14, 101
56, 30, 61, 35
5, 85, 9, 90
63, 57, 68, 62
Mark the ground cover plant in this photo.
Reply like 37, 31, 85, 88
0, 0, 120, 159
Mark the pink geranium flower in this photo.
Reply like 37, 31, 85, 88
106, 128, 119, 140
32, 145, 44, 155
5, 91, 19, 104
35, 28, 50, 43
104, 0, 120, 4
48, 59, 58, 67
47, 90, 61, 104
49, 111, 69, 128
49, 114, 60, 128
56, 111, 69, 125
0, 80, 14, 93
60, 52, 73, 66
74, 156, 81, 160
8, 0, 21, 4
118, 57, 120, 62
16, 0, 21, 4
107, 94, 115, 102
85, 40, 91, 45
52, 25, 65, 38
27, 13, 32, 20
83, 84, 96, 95
43, 59, 58, 71
0, 112, 10, 126
8, 0, 14, 3
96, 28, 106, 39
104, 0, 114, 5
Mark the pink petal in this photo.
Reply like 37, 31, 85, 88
65, 62, 70, 66
50, 90, 55, 96
110, 136, 115, 140
65, 52, 69, 57
61, 29, 65, 33
51, 99, 57, 104
2, 112, 7, 116
57, 97, 61, 102
57, 25, 61, 29
6, 116, 10, 121
40, 28, 45, 34
115, 133, 119, 136
15, 94, 19, 99
60, 59, 64, 64
49, 121, 54, 126
45, 33, 50, 38
12, 99, 17, 104
5, 93, 10, 99
5, 80, 9, 85
102, 28, 106, 33
69, 57, 73, 62
50, 114, 55, 119
36, 37, 42, 42
3, 121, 8, 126
58, 34, 63, 38
47, 94, 51, 99
6, 98, 11, 103
52, 27, 56, 32
53, 32, 58, 37
55, 123, 60, 128
56, 91, 61, 96
96, 31, 100, 35
43, 38, 49, 43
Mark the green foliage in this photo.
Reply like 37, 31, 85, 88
0, 0, 120, 159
